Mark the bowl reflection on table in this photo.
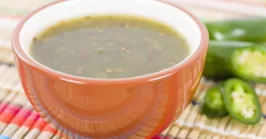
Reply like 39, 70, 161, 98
11, 0, 208, 138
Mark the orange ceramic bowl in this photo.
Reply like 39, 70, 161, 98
12, 0, 208, 138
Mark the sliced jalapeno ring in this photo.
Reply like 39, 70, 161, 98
223, 78, 261, 124
201, 83, 228, 118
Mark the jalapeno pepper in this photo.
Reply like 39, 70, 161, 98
204, 41, 266, 82
205, 17, 266, 42
223, 78, 261, 124
201, 83, 228, 118
231, 46, 266, 82
204, 41, 254, 79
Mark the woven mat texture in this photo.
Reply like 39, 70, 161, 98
0, 0, 265, 139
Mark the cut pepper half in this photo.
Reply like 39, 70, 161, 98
223, 78, 261, 124
231, 46, 266, 82
201, 83, 228, 118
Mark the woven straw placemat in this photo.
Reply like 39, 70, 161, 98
0, 1, 266, 139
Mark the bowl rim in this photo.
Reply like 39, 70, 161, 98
11, 0, 209, 85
